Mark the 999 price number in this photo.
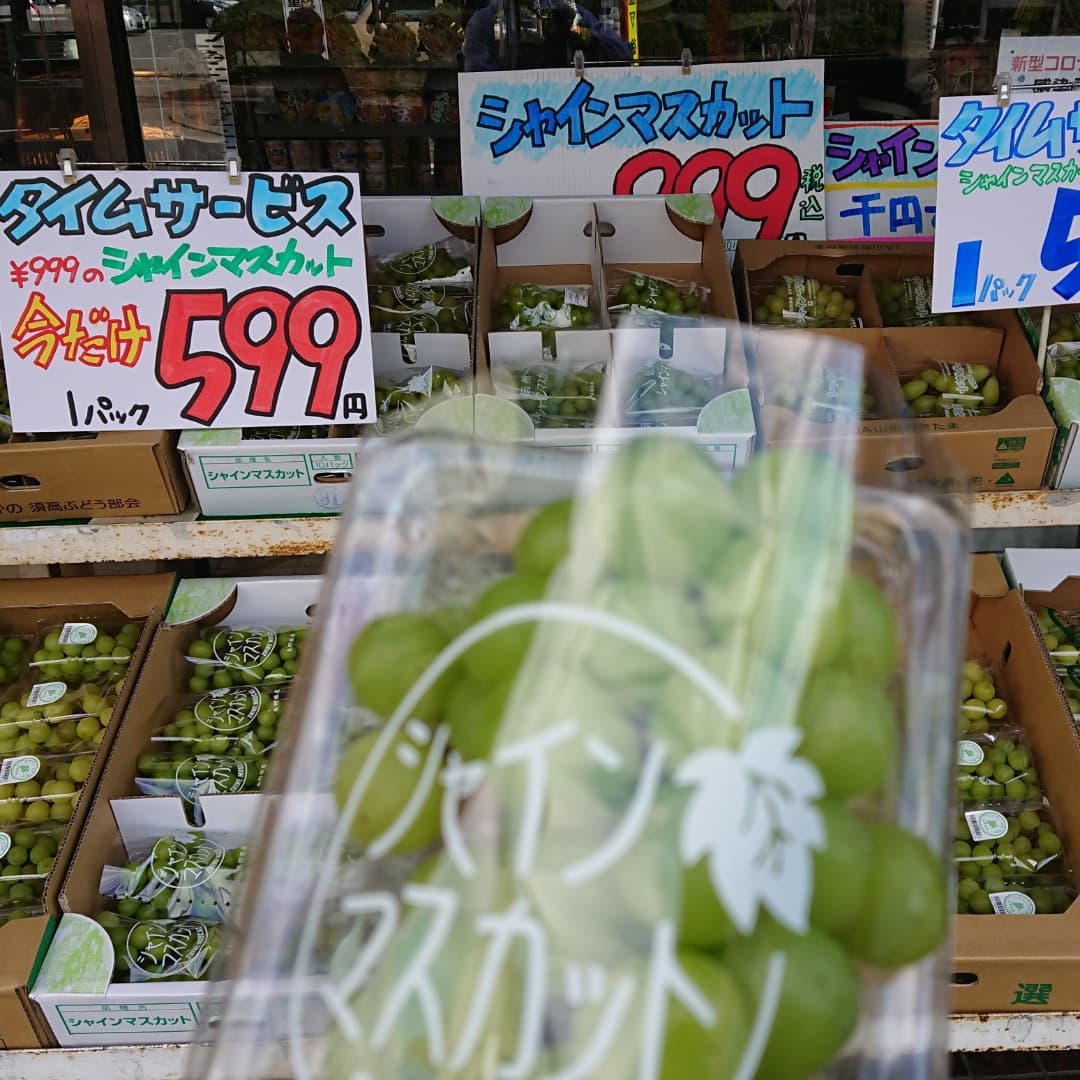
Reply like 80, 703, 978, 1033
155, 285, 365, 426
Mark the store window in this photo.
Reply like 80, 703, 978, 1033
0, 0, 95, 167
125, 0, 465, 191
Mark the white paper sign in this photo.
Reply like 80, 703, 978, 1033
998, 35, 1080, 94
933, 92, 1080, 313
459, 61, 827, 240
824, 120, 937, 239
0, 170, 374, 431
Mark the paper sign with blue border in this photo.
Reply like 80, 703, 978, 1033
824, 120, 937, 239
933, 91, 1080, 313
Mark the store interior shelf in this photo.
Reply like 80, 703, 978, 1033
250, 121, 459, 140
0, 489, 1076, 565
2, 1015, 1077, 1077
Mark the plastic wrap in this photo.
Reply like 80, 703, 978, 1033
957, 658, 1011, 733
873, 277, 976, 328
753, 276, 862, 328
0, 634, 29, 689
0, 749, 94, 824
900, 364, 1001, 418
0, 681, 115, 757
196, 320, 968, 1080
100, 833, 245, 922
491, 359, 606, 429
367, 238, 473, 289
94, 911, 223, 982
607, 271, 708, 318
28, 620, 141, 688
0, 822, 58, 923
956, 734, 1041, 805
185, 627, 308, 691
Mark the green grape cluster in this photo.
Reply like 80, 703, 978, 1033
514, 366, 604, 427
369, 290, 472, 335
873, 277, 975, 327
901, 365, 1000, 417
30, 622, 141, 687
186, 626, 307, 693
0, 683, 116, 756
958, 659, 1009, 733
1035, 609, 1080, 714
374, 369, 463, 431
754, 277, 859, 328
612, 274, 703, 316
0, 636, 27, 688
105, 835, 244, 923
957, 737, 1040, 804
158, 685, 287, 751
1047, 313, 1080, 377
331, 441, 948, 1080
0, 824, 60, 887
94, 910, 222, 982
767, 366, 875, 422
492, 283, 595, 333
369, 243, 470, 286
955, 806, 1065, 877
135, 745, 269, 794
957, 874, 1073, 915
0, 751, 94, 824
628, 363, 713, 419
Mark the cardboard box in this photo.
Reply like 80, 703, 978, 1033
479, 197, 755, 465
29, 575, 321, 1046
179, 196, 481, 518
953, 555, 1080, 1013
0, 573, 174, 1048
32, 794, 259, 1047
748, 260, 1056, 492
0, 432, 188, 523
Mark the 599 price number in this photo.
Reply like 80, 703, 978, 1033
155, 285, 366, 426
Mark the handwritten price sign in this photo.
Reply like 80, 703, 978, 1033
933, 91, 1080, 313
0, 170, 374, 432
459, 61, 826, 241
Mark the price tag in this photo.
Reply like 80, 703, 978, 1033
934, 90, 1080, 312
0, 170, 375, 431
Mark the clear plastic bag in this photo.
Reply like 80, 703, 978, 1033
491, 359, 606, 429
608, 271, 708, 318
954, 804, 1068, 877
491, 283, 597, 332
956, 733, 1042, 806
958, 657, 1011, 733
374, 367, 469, 433
901, 364, 1001, 418
873, 276, 977, 328
0, 633, 29, 690
185, 626, 308, 691
367, 238, 473, 290
0, 749, 94, 825
0, 681, 115, 757
28, 620, 141, 688
94, 911, 222, 982
196, 320, 968, 1080
754, 275, 862, 329
100, 832, 245, 923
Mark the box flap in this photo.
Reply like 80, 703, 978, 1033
166, 576, 321, 627
0, 573, 174, 621
971, 553, 1009, 598
110, 793, 262, 854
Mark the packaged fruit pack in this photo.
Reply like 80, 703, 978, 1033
185, 626, 308, 691
0, 749, 95, 824
93, 911, 223, 983
134, 744, 270, 812
374, 367, 466, 433
1045, 311, 1080, 379
957, 658, 1011, 733
955, 804, 1069, 878
624, 360, 721, 426
0, 682, 115, 757
1035, 608, 1080, 710
200, 326, 968, 1080
754, 276, 861, 328
901, 364, 1001, 418
766, 367, 876, 423
957, 874, 1075, 915
28, 620, 142, 689
0, 633, 29, 689
367, 238, 473, 289
491, 360, 606, 429
0, 822, 59, 925
873, 277, 976, 328
100, 832, 245, 923
607, 272, 708, 318
956, 734, 1042, 805
492, 283, 597, 337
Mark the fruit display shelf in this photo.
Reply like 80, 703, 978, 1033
0, 490, 1075, 566
2, 1013, 1078, 1076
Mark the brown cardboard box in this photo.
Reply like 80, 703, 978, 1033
0, 432, 189, 523
0, 573, 174, 1047
953, 556, 1080, 1013
759, 321, 1055, 491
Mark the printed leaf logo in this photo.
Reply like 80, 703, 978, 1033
675, 727, 825, 935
